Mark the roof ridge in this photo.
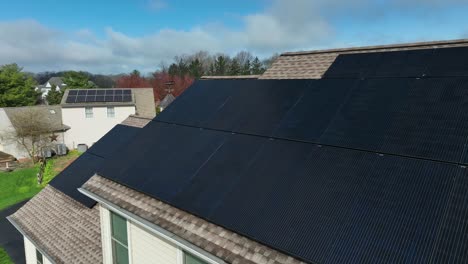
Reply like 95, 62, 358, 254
281, 38, 468, 56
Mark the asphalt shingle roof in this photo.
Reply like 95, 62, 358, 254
261, 38, 468, 79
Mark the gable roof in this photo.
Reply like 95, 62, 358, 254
261, 38, 468, 79
3, 105, 69, 132
94, 56, 468, 264
60, 88, 156, 118
7, 116, 151, 264
47, 77, 65, 86
158, 93, 175, 109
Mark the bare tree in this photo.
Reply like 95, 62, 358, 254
234, 51, 254, 67
3, 108, 56, 164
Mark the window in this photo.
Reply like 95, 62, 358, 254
36, 249, 43, 264
85, 107, 93, 118
111, 212, 129, 264
107, 107, 115, 118
184, 252, 209, 264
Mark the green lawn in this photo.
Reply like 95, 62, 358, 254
0, 150, 81, 211
0, 248, 13, 264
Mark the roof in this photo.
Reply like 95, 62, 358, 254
60, 88, 156, 118
82, 175, 305, 264
0, 151, 15, 162
158, 93, 175, 109
94, 54, 468, 264
7, 115, 150, 264
47, 77, 65, 87
3, 105, 69, 132
200, 75, 260, 80
131, 88, 156, 117
261, 38, 468, 79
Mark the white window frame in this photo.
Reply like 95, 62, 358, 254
85, 107, 93, 118
107, 107, 115, 118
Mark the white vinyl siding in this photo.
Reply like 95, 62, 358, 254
23, 237, 52, 264
129, 222, 178, 264
101, 205, 113, 264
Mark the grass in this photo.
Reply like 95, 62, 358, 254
0, 150, 81, 211
0, 248, 13, 264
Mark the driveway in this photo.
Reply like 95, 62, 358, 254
0, 200, 28, 264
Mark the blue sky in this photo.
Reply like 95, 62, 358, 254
1, 0, 468, 73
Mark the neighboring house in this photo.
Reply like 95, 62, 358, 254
60, 88, 155, 149
8, 115, 151, 264
8, 39, 468, 264
36, 77, 67, 99
157, 93, 175, 112
0, 106, 69, 160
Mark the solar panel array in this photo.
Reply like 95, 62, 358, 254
49, 124, 141, 207
97, 46, 468, 263
65, 89, 132, 104
323, 47, 468, 79
158, 78, 468, 164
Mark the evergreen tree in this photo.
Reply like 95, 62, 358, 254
251, 57, 265, 74
242, 59, 251, 75
228, 59, 241, 76
168, 63, 178, 76
46, 85, 63, 105
214, 55, 228, 75
0, 64, 38, 107
208, 63, 216, 75
62, 71, 96, 88
189, 59, 204, 78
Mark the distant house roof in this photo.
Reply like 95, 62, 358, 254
47, 77, 65, 87
7, 116, 151, 264
61, 88, 156, 118
3, 105, 69, 132
158, 93, 175, 109
200, 75, 260, 80
261, 38, 468, 79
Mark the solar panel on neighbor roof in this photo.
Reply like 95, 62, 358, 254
64, 89, 132, 103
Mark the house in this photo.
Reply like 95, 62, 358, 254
8, 39, 468, 264
36, 77, 67, 99
60, 88, 155, 149
157, 93, 175, 112
0, 105, 69, 160
8, 115, 151, 264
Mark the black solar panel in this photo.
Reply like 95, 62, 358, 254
157, 79, 468, 164
49, 153, 102, 208
122, 95, 132, 102
98, 122, 467, 264
426, 47, 468, 77
77, 90, 87, 96
64, 89, 133, 104
65, 95, 76, 103
49, 124, 142, 208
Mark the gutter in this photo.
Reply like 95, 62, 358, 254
78, 186, 226, 264
6, 216, 57, 264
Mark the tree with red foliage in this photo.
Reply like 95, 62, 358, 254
116, 70, 150, 88
151, 72, 194, 101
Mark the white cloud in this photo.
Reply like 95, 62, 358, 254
0, 0, 467, 73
